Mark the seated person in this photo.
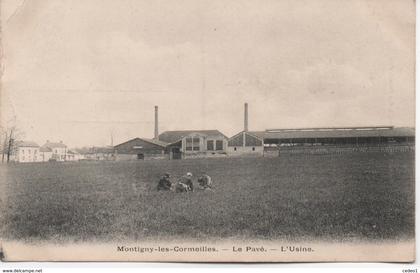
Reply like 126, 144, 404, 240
198, 173, 212, 189
179, 172, 194, 191
157, 173, 172, 191
175, 182, 189, 193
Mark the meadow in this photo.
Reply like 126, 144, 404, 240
0, 151, 414, 243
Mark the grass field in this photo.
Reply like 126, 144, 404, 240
0, 151, 414, 243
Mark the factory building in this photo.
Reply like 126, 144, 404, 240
160, 130, 228, 159
113, 138, 167, 160
227, 103, 265, 156
260, 126, 415, 156
228, 103, 415, 157
261, 126, 415, 146
114, 103, 414, 160
113, 106, 228, 160
113, 106, 169, 160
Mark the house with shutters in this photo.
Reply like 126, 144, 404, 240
12, 141, 41, 163
40, 141, 67, 161
39, 146, 53, 162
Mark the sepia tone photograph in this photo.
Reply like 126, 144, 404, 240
0, 0, 415, 262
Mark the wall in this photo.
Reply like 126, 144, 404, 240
226, 146, 264, 156
51, 147, 67, 161
181, 135, 227, 154
16, 147, 40, 162
278, 143, 415, 155
115, 153, 167, 161
40, 151, 53, 162
263, 147, 279, 157
183, 151, 228, 159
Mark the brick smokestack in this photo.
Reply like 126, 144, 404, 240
154, 106, 159, 140
244, 102, 248, 132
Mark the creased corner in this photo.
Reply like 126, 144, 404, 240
4, 0, 27, 24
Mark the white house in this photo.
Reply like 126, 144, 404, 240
39, 146, 53, 162
13, 141, 40, 163
40, 141, 67, 161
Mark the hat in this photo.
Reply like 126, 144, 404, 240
186, 172, 193, 177
164, 173, 170, 177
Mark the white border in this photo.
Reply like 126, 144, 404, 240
1, 0, 418, 272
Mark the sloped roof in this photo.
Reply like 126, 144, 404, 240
40, 147, 52, 152
142, 138, 169, 147
228, 131, 264, 141
42, 141, 67, 149
243, 127, 415, 140
16, 141, 39, 148
166, 139, 182, 147
114, 137, 168, 148
247, 131, 267, 139
158, 130, 227, 143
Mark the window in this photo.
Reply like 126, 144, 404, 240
234, 147, 237, 151
186, 138, 193, 151
245, 134, 262, 146
193, 138, 200, 148
252, 147, 255, 151
216, 140, 223, 150
186, 137, 200, 151
207, 140, 214, 151
387, 137, 396, 143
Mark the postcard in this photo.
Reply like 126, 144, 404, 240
0, 0, 415, 262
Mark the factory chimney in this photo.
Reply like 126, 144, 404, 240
244, 103, 248, 132
154, 106, 159, 140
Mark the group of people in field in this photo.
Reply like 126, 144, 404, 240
157, 172, 213, 192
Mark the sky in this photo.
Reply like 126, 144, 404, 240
1, 0, 415, 148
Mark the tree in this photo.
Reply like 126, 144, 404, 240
0, 128, 7, 163
0, 123, 24, 163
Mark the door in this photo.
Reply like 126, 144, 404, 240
171, 148, 181, 159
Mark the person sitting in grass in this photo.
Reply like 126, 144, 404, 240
198, 172, 212, 190
179, 172, 194, 192
157, 173, 172, 191
175, 181, 189, 192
